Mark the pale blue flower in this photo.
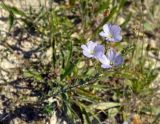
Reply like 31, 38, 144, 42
99, 24, 122, 42
98, 48, 124, 68
81, 41, 104, 59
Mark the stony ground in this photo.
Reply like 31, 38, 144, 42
0, 1, 56, 124
0, 0, 160, 124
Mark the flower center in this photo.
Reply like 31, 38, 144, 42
108, 34, 113, 38
110, 61, 114, 66
90, 50, 95, 55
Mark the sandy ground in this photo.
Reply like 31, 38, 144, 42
0, 1, 57, 124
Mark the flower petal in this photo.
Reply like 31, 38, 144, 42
99, 31, 106, 37
101, 64, 112, 68
100, 24, 122, 42
107, 48, 116, 62
82, 50, 93, 58
111, 25, 121, 34
114, 35, 122, 41
81, 45, 88, 51
94, 44, 105, 58
98, 54, 111, 68
111, 25, 122, 41
87, 41, 97, 50
114, 54, 124, 66
103, 24, 111, 34
98, 54, 108, 64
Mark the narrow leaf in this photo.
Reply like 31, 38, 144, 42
8, 12, 14, 31
89, 102, 120, 111
61, 60, 78, 80
23, 70, 42, 81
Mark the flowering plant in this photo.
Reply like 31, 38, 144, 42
81, 23, 124, 69
99, 24, 122, 42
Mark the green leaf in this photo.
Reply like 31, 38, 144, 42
86, 68, 96, 76
152, 113, 160, 124
108, 108, 119, 117
23, 70, 42, 81
66, 41, 73, 67
82, 108, 91, 124
95, 0, 110, 13
62, 96, 78, 123
144, 22, 155, 31
8, 12, 14, 31
0, 3, 26, 17
121, 12, 132, 27
42, 103, 54, 115
9, 6, 26, 17
101, 6, 117, 25
76, 88, 100, 101
118, 0, 126, 13
89, 102, 120, 111
69, 0, 76, 6
0, 2, 8, 11
60, 60, 79, 80
121, 44, 136, 56
75, 101, 102, 124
